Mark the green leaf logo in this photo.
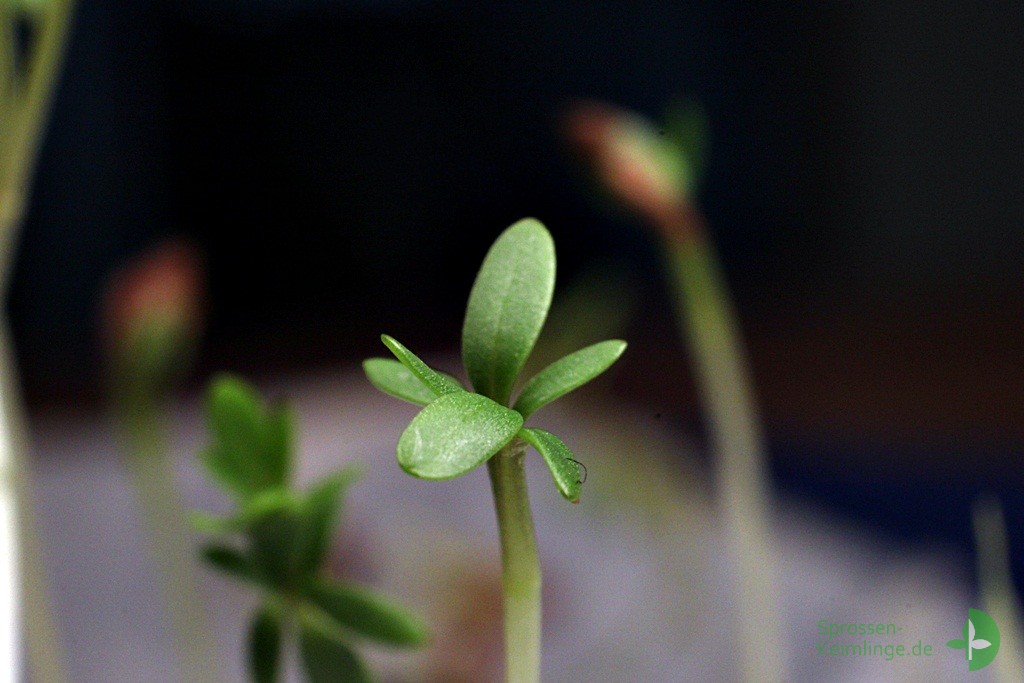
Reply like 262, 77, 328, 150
946, 608, 1000, 671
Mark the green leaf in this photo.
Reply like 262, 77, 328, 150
519, 428, 583, 502
462, 218, 556, 404
248, 493, 304, 589
190, 511, 238, 535
191, 489, 295, 535
249, 603, 282, 683
379, 335, 463, 398
299, 612, 372, 683
363, 358, 463, 406
513, 340, 627, 417
397, 392, 523, 479
261, 406, 293, 488
305, 578, 429, 647
293, 468, 361, 575
202, 375, 293, 498
201, 544, 261, 585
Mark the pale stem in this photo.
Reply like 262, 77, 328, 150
973, 496, 1024, 683
0, 2, 78, 680
119, 398, 221, 683
487, 440, 542, 683
667, 236, 786, 682
0, 320, 67, 683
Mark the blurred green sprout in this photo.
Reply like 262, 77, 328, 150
195, 375, 428, 683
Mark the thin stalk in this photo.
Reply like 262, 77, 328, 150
660, 211, 785, 682
3, 0, 75, 189
0, 3, 77, 681
0, 320, 67, 683
0, 0, 14, 124
487, 440, 541, 683
118, 396, 221, 683
972, 496, 1024, 683
1, 0, 77, 289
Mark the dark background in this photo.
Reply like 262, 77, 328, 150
9, 1, 1024, 585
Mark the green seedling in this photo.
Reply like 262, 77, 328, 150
565, 100, 785, 682
363, 218, 626, 683
195, 375, 429, 683
105, 243, 220, 683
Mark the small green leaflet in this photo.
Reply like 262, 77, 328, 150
513, 339, 627, 417
201, 544, 260, 585
190, 488, 295, 535
519, 428, 582, 502
380, 335, 464, 397
397, 392, 523, 479
202, 375, 293, 499
249, 603, 281, 683
292, 468, 361, 575
299, 611, 371, 683
462, 218, 555, 404
304, 578, 429, 647
249, 499, 305, 590
363, 357, 463, 406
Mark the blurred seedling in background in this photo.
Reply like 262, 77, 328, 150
972, 496, 1024, 682
363, 218, 626, 683
565, 100, 785, 682
1, 1, 77, 680
102, 240, 221, 683
194, 375, 429, 683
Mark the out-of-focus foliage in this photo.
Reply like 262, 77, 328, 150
195, 375, 429, 683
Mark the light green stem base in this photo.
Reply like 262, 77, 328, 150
973, 497, 1024, 683
0, 2, 79, 680
121, 403, 220, 683
487, 441, 541, 683
0, 321, 67, 683
668, 238, 786, 682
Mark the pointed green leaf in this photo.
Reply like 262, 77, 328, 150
380, 335, 463, 398
519, 428, 582, 502
202, 375, 261, 493
201, 544, 261, 585
190, 511, 238, 535
363, 358, 463, 406
513, 339, 626, 417
294, 468, 362, 575
249, 603, 282, 683
202, 375, 293, 498
239, 488, 297, 523
191, 489, 296, 536
397, 392, 523, 479
947, 639, 966, 649
299, 613, 372, 683
261, 405, 293, 488
248, 493, 304, 589
305, 578, 429, 647
462, 218, 556, 404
